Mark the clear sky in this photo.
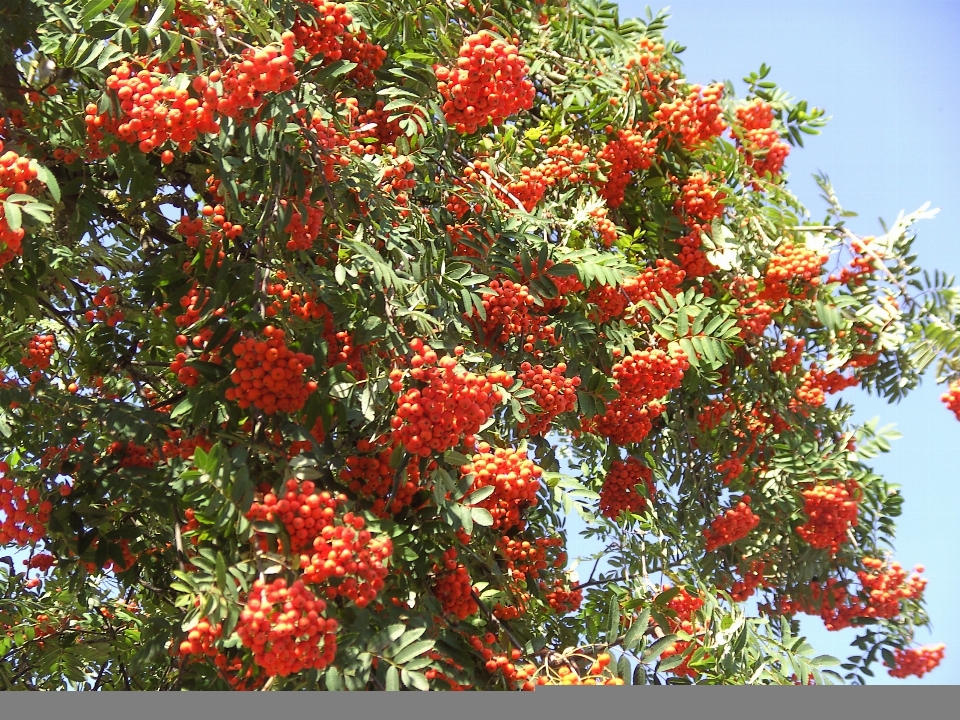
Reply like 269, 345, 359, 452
567, 0, 960, 685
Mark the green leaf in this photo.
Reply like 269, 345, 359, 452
385, 665, 400, 691
401, 669, 429, 691
642, 634, 677, 663
470, 507, 494, 527
2, 201, 21, 232
81, 0, 114, 24
35, 166, 61, 204
624, 608, 651, 651
393, 640, 434, 665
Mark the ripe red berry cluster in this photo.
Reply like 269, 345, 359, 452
282, 194, 325, 251
178, 618, 223, 659
161, 430, 213, 462
105, 440, 159, 469
84, 285, 124, 326
599, 457, 655, 519
887, 644, 945, 679
214, 36, 298, 118
0, 462, 51, 546
472, 279, 536, 344
675, 173, 725, 223
791, 367, 858, 413
941, 380, 960, 421
730, 560, 766, 601
734, 99, 790, 181
540, 135, 597, 187
771, 337, 805, 374
22, 334, 55, 371
828, 235, 878, 285
715, 455, 745, 485
26, 552, 56, 573
266, 278, 330, 322
795, 481, 859, 553
703, 496, 759, 552
99, 62, 220, 157
653, 83, 726, 149
621, 38, 675, 105
697, 396, 734, 431
432, 548, 478, 619
434, 32, 536, 134
587, 260, 685, 324
225, 327, 317, 415
658, 586, 706, 678
341, 441, 424, 517
497, 535, 563, 583
855, 557, 928, 621
762, 241, 828, 302
517, 362, 580, 436
514, 258, 584, 313
291, 1, 353, 59
0, 141, 44, 267
246, 479, 341, 553
300, 511, 392, 609
588, 348, 688, 445
389, 338, 510, 456
596, 126, 657, 208
236, 577, 338, 677
543, 578, 583, 614
459, 444, 542, 531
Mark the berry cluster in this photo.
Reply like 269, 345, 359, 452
599, 457, 655, 520
459, 443, 543, 531
0, 141, 43, 267
22, 334, 55, 371
887, 644, 945, 679
99, 62, 220, 157
675, 173, 725, 223
497, 535, 564, 583
703, 496, 759, 552
730, 560, 766, 601
341, 441, 424, 517
653, 83, 726, 149
791, 367, 858, 413
434, 32, 536, 134
540, 135, 597, 187
246, 479, 340, 553
0, 462, 51, 546
472, 279, 535, 345
762, 241, 828, 302
105, 440, 159, 469
783, 559, 928, 632
517, 362, 580, 436
214, 36, 298, 118
587, 260, 685, 324
734, 99, 790, 181
299, 511, 392, 609
543, 578, 583, 614
225, 327, 317, 415
658, 586, 706, 678
795, 481, 860, 553
596, 126, 657, 208
771, 337, 805, 374
282, 195, 325, 251
84, 285, 124, 326
432, 548, 478, 619
941, 380, 960, 421
236, 577, 338, 677
588, 348, 689, 445
389, 338, 509, 456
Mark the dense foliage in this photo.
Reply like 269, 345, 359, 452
0, 0, 953, 690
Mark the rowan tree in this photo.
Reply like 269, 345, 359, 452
0, 0, 954, 689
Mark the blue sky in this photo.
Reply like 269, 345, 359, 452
567, 0, 960, 684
